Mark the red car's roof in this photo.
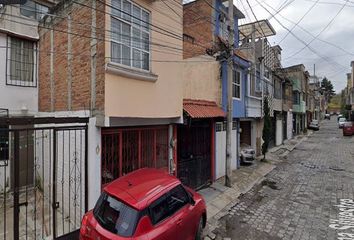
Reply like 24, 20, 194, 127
103, 168, 179, 210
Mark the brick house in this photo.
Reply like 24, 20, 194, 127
38, 0, 183, 208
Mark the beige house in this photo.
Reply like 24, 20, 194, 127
38, 0, 184, 210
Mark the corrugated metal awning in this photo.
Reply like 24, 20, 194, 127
183, 99, 226, 119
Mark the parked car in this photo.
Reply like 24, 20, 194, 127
338, 118, 346, 128
80, 168, 207, 240
337, 114, 343, 122
343, 122, 354, 136
240, 143, 256, 164
325, 114, 330, 120
308, 120, 319, 131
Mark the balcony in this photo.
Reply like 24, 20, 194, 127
293, 101, 306, 113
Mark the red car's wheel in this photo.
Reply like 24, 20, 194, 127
195, 217, 203, 240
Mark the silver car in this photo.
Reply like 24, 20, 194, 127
338, 118, 346, 129
240, 143, 256, 164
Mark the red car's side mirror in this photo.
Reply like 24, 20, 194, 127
135, 215, 153, 236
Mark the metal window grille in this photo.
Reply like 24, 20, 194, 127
101, 126, 169, 187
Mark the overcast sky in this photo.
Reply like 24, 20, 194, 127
236, 0, 354, 93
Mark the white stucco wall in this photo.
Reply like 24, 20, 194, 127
276, 119, 283, 146
215, 128, 237, 180
287, 111, 293, 140
0, 33, 38, 115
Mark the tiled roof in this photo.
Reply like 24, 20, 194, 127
183, 99, 226, 118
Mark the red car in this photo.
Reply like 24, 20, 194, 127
343, 121, 354, 136
80, 168, 207, 240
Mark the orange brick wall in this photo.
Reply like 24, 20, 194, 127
38, 0, 105, 113
183, 0, 213, 59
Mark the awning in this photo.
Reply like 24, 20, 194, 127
239, 19, 276, 40
183, 99, 226, 119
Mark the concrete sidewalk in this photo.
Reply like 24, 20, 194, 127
199, 132, 312, 239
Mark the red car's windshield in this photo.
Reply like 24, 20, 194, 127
93, 192, 140, 237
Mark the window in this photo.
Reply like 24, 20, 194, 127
7, 37, 37, 87
111, 0, 150, 71
93, 192, 140, 237
149, 195, 169, 225
219, 12, 229, 39
20, 0, 49, 20
167, 185, 189, 216
0, 126, 9, 161
233, 70, 241, 99
293, 91, 300, 105
255, 70, 262, 92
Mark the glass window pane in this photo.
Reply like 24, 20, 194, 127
111, 18, 121, 42
36, 4, 49, 20
141, 10, 149, 31
142, 31, 149, 51
122, 45, 131, 66
93, 192, 139, 237
112, 0, 122, 18
132, 49, 141, 69
123, 0, 131, 22
132, 27, 141, 49
167, 185, 189, 216
142, 52, 149, 70
111, 42, 122, 63
121, 22, 131, 46
10, 38, 21, 80
20, 0, 36, 18
150, 195, 169, 225
132, 5, 141, 27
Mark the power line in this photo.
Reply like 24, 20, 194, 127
278, 0, 321, 44
266, 2, 354, 57
0, 45, 215, 63
284, 0, 349, 60
255, 0, 350, 73
245, 0, 266, 37
1, 12, 185, 56
161, 0, 182, 19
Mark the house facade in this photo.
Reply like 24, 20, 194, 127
183, 0, 246, 183
283, 64, 308, 136
238, 20, 276, 155
38, 0, 184, 208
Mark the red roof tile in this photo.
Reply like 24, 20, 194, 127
183, 99, 226, 118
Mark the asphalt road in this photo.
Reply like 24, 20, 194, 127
214, 118, 354, 240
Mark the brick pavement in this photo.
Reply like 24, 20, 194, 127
213, 119, 354, 240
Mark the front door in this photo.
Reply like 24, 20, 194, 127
177, 120, 211, 190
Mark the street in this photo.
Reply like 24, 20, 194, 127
214, 118, 354, 240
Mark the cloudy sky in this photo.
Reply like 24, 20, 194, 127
236, 0, 354, 93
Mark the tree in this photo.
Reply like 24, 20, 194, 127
262, 97, 272, 161
320, 77, 335, 103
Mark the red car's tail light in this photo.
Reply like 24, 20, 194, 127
80, 214, 92, 239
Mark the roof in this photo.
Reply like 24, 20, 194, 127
104, 168, 179, 210
183, 99, 226, 118
239, 20, 276, 40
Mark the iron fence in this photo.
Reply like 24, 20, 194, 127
0, 117, 88, 240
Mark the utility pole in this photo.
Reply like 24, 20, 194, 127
225, 0, 234, 187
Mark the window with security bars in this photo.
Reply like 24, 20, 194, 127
0, 126, 9, 162
110, 0, 150, 71
7, 37, 37, 87
233, 70, 241, 99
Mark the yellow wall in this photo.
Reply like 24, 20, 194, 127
104, 0, 183, 118
182, 56, 221, 104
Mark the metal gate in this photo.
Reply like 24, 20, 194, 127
101, 126, 169, 188
0, 117, 88, 240
177, 120, 212, 190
